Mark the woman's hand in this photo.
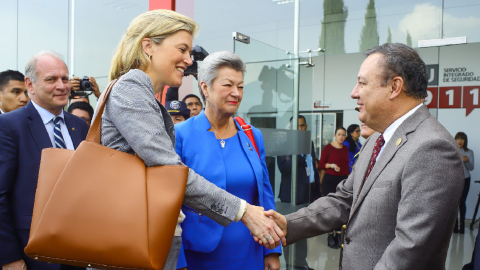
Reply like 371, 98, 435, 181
463, 155, 468, 162
331, 163, 341, 172
264, 253, 280, 270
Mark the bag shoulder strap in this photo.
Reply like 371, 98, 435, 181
234, 116, 260, 159
86, 77, 121, 144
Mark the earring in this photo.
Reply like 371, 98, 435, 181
205, 98, 210, 108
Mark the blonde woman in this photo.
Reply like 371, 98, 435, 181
98, 9, 284, 269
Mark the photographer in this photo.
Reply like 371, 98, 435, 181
70, 76, 101, 103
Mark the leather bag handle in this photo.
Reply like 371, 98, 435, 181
86, 78, 120, 144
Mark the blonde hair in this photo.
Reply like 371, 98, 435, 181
109, 9, 199, 81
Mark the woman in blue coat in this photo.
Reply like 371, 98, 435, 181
175, 51, 281, 270
343, 124, 362, 172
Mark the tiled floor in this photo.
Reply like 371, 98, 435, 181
278, 225, 477, 270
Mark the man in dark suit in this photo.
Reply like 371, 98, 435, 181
277, 115, 319, 270
0, 70, 29, 114
0, 51, 88, 270
277, 115, 320, 205
265, 43, 464, 269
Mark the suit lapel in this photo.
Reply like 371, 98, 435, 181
349, 105, 431, 218
26, 102, 52, 152
234, 119, 264, 204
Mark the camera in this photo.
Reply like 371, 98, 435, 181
79, 76, 93, 92
184, 45, 209, 77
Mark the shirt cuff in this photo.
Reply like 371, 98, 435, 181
234, 199, 247, 222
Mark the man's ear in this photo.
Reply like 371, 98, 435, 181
389, 76, 404, 100
25, 77, 35, 97
141, 38, 154, 58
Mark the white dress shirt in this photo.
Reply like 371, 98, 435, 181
31, 100, 74, 150
377, 103, 423, 161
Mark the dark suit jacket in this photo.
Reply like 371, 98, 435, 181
464, 233, 480, 270
277, 142, 320, 205
285, 105, 464, 269
0, 101, 88, 269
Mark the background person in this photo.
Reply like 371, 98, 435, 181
70, 76, 101, 101
182, 93, 202, 117
454, 132, 474, 234
343, 124, 361, 171
318, 127, 349, 248
276, 115, 318, 270
0, 70, 29, 114
360, 122, 375, 139
67, 101, 94, 127
165, 100, 190, 124
175, 51, 281, 270
100, 10, 284, 270
0, 51, 88, 270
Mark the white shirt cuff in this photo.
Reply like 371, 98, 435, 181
234, 200, 247, 222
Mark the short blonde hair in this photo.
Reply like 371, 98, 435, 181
109, 9, 199, 81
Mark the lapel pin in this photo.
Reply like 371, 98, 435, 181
396, 138, 402, 146
249, 148, 253, 151
247, 143, 250, 147
72, 127, 75, 131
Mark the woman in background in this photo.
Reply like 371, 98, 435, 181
343, 124, 361, 172
454, 132, 474, 234
318, 127, 349, 249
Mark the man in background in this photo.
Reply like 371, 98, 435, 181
166, 100, 190, 125
0, 70, 29, 114
0, 51, 88, 270
68, 101, 94, 127
182, 94, 203, 117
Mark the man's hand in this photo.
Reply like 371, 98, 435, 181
264, 253, 280, 270
263, 210, 287, 245
241, 204, 286, 249
2, 259, 26, 270
89, 77, 101, 98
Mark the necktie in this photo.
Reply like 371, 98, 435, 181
53, 116, 67, 149
364, 134, 385, 181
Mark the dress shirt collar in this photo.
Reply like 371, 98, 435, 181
382, 103, 423, 146
31, 100, 65, 124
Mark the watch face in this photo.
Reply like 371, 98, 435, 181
170, 101, 181, 110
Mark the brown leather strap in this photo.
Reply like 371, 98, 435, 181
86, 78, 121, 144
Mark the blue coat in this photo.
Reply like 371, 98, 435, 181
175, 110, 281, 256
0, 102, 88, 269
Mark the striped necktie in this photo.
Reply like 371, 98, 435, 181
53, 116, 67, 149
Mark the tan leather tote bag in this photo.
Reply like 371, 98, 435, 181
24, 79, 188, 269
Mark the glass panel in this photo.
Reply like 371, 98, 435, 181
299, 0, 444, 55
0, 0, 18, 71
73, 0, 149, 106
193, 0, 295, 54
443, 0, 480, 42
17, 0, 69, 72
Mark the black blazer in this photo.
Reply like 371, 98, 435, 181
0, 102, 88, 269
277, 142, 320, 204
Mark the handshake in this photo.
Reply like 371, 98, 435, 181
240, 204, 288, 249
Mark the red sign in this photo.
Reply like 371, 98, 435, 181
439, 87, 461, 108
425, 87, 438, 109
463, 86, 480, 116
